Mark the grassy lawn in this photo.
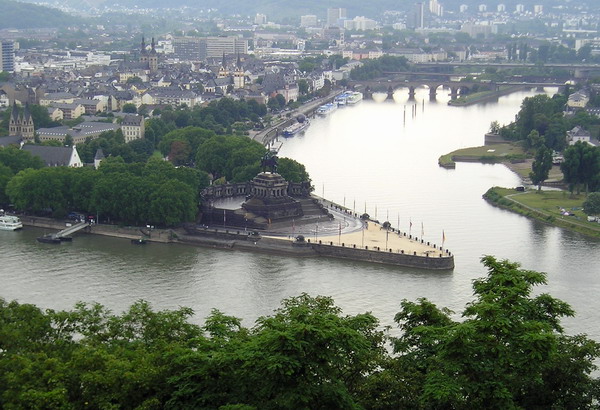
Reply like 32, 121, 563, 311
484, 187, 600, 238
439, 143, 527, 168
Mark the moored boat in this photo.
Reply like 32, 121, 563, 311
316, 103, 337, 116
37, 235, 61, 244
0, 214, 23, 231
282, 119, 310, 137
346, 91, 363, 105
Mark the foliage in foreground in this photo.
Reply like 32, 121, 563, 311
1, 257, 598, 409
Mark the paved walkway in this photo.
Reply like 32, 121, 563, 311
264, 200, 448, 257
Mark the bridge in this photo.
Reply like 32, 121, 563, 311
349, 78, 565, 101
410, 62, 600, 79
350, 79, 489, 100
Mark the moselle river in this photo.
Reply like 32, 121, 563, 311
2, 87, 599, 339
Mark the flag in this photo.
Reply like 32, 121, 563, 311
223, 209, 226, 224
421, 222, 424, 238
442, 230, 446, 246
292, 218, 295, 234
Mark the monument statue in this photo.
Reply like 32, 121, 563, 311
261, 151, 278, 173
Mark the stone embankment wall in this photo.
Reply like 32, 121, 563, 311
307, 242, 454, 270
21, 217, 175, 243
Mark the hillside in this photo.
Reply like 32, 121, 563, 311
0, 0, 75, 29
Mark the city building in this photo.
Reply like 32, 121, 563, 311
409, 3, 426, 29
254, 14, 267, 25
327, 8, 347, 28
121, 114, 145, 143
344, 17, 377, 31
36, 122, 120, 144
1, 40, 15, 73
429, 0, 443, 17
173, 36, 248, 61
300, 15, 318, 28
22, 145, 83, 168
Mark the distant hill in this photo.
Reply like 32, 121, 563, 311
4, 0, 597, 23
0, 0, 75, 29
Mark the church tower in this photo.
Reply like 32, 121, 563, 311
148, 37, 158, 73
9, 102, 20, 136
139, 37, 149, 64
21, 103, 35, 140
218, 52, 228, 78
233, 53, 245, 89
9, 102, 35, 140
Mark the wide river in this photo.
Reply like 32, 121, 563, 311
2, 88, 599, 339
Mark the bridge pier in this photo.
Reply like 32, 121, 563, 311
450, 86, 459, 100
387, 86, 395, 100
408, 86, 416, 100
429, 87, 437, 99
363, 87, 373, 100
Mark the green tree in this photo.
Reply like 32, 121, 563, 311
384, 256, 600, 409
530, 146, 553, 190
122, 103, 137, 114
298, 79, 309, 95
583, 192, 600, 216
0, 163, 13, 205
561, 142, 600, 194
277, 157, 310, 183
0, 145, 44, 173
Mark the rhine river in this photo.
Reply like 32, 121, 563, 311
2, 88, 599, 339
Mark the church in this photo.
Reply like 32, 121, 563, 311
8, 102, 34, 141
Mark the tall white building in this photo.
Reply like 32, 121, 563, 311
429, 0, 443, 17
254, 14, 267, 25
459, 4, 468, 12
497, 4, 506, 12
515, 4, 525, 13
344, 16, 377, 31
533, 5, 543, 14
478, 4, 487, 12
300, 15, 318, 27
327, 8, 347, 27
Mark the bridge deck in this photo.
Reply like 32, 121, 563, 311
55, 221, 89, 238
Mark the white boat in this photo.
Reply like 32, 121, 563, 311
316, 103, 337, 116
346, 91, 363, 105
282, 119, 310, 137
0, 215, 23, 231
334, 93, 349, 107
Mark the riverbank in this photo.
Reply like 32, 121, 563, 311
20, 216, 454, 270
448, 85, 526, 106
483, 187, 600, 239
438, 143, 528, 169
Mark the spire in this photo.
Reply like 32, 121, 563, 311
237, 52, 242, 69
151, 37, 157, 54
11, 102, 19, 122
141, 37, 146, 54
222, 52, 227, 69
23, 103, 31, 122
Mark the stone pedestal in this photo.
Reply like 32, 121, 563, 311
242, 172, 303, 221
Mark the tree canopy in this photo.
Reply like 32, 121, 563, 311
0, 257, 598, 408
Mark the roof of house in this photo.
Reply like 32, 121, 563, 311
22, 145, 75, 167
122, 114, 143, 126
0, 136, 22, 147
568, 126, 591, 137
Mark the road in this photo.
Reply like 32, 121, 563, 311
250, 90, 341, 146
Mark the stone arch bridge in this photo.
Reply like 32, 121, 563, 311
349, 79, 485, 100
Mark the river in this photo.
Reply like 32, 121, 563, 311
2, 87, 599, 339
